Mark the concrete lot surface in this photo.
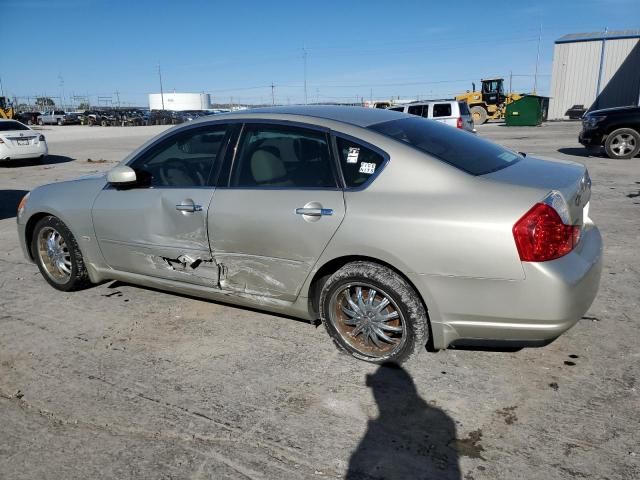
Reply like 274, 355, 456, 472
1, 122, 638, 479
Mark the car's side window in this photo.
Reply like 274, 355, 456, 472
336, 137, 386, 188
433, 103, 452, 117
230, 124, 336, 188
130, 125, 228, 188
407, 105, 424, 116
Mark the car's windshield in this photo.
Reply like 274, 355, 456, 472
0, 121, 30, 131
369, 116, 522, 175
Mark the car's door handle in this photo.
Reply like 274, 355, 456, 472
176, 203, 202, 213
295, 207, 333, 216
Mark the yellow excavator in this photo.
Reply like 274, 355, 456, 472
0, 97, 15, 119
456, 78, 522, 124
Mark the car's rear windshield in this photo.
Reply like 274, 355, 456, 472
369, 116, 522, 175
0, 121, 30, 131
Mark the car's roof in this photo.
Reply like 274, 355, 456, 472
206, 105, 406, 128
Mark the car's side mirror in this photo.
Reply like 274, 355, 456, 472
107, 165, 137, 186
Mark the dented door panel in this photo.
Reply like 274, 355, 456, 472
208, 189, 345, 300
92, 187, 218, 286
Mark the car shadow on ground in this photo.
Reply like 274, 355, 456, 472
0, 190, 30, 220
104, 280, 317, 326
0, 155, 75, 168
557, 147, 602, 158
346, 364, 461, 479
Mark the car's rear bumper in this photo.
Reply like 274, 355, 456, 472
0, 144, 48, 160
410, 223, 603, 349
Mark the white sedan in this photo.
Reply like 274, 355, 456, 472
0, 120, 48, 161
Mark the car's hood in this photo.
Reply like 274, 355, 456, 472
587, 105, 640, 116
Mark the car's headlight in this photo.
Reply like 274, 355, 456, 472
585, 115, 606, 127
17, 192, 30, 219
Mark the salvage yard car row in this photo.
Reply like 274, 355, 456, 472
13, 109, 218, 127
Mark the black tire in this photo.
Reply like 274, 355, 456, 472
319, 261, 429, 364
100, 119, 108, 127
31, 216, 91, 292
57, 118, 63, 126
37, 118, 44, 126
470, 106, 488, 125
604, 128, 640, 159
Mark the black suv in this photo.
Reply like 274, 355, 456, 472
579, 106, 640, 159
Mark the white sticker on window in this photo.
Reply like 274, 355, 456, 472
346, 147, 360, 163
359, 162, 376, 175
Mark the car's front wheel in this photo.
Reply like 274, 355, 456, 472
32, 216, 91, 291
319, 261, 429, 364
604, 128, 640, 159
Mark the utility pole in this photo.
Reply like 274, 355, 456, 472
303, 45, 308, 105
0, 75, 4, 97
158, 64, 165, 110
271, 82, 275, 106
58, 74, 65, 110
509, 71, 513, 95
533, 23, 542, 94
115, 90, 121, 109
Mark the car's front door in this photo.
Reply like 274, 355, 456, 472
209, 123, 345, 301
92, 123, 231, 286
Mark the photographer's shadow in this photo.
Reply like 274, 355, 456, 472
347, 364, 461, 480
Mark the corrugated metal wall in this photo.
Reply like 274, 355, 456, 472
548, 37, 640, 119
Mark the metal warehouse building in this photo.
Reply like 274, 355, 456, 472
548, 30, 640, 120
148, 93, 211, 111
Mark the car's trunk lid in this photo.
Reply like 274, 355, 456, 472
0, 130, 39, 147
483, 155, 591, 226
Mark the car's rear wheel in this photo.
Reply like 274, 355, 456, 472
100, 119, 108, 127
32, 216, 91, 292
57, 118, 63, 126
37, 119, 44, 126
604, 128, 640, 159
319, 261, 428, 364
471, 106, 487, 125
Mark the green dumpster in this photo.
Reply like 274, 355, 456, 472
505, 95, 549, 126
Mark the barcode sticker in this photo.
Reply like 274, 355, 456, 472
359, 162, 376, 174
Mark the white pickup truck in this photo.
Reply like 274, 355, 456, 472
38, 110, 67, 126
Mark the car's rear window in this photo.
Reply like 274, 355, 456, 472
369, 116, 522, 175
458, 102, 470, 115
0, 121, 30, 131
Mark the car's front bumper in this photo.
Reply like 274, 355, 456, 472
579, 128, 605, 148
410, 222, 603, 349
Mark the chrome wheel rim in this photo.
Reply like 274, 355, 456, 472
611, 133, 636, 156
329, 283, 406, 358
37, 227, 72, 284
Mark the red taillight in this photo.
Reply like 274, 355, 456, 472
512, 203, 580, 262
456, 117, 463, 128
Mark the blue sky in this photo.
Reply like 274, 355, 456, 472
3, 0, 639, 107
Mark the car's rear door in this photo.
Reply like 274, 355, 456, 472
208, 122, 345, 301
92, 123, 232, 286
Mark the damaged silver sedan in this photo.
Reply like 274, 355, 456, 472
17, 106, 602, 363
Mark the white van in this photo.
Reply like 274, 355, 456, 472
388, 101, 476, 132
